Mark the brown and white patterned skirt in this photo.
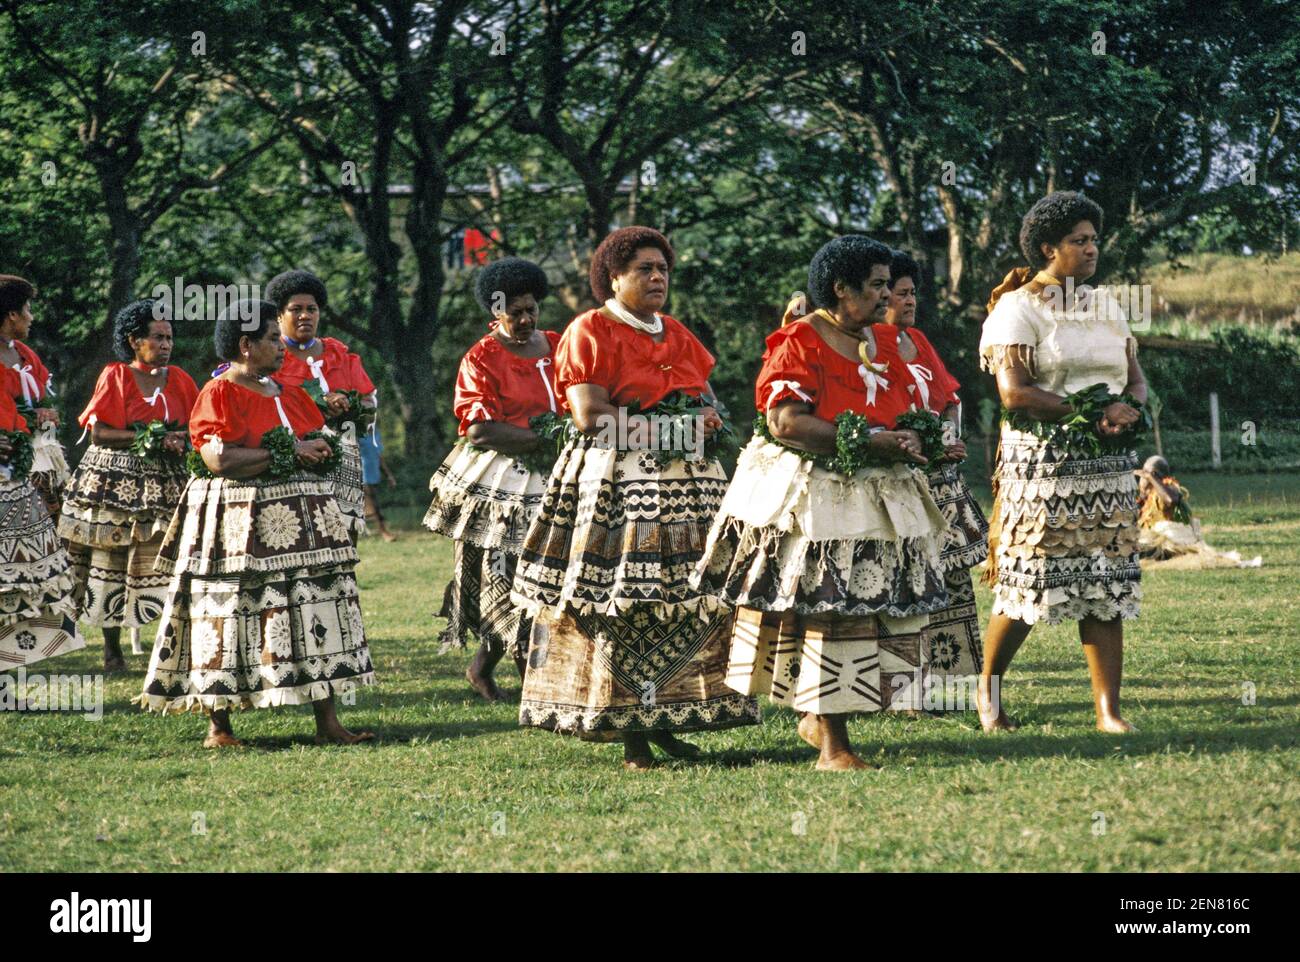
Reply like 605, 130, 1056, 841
986, 425, 1141, 625
513, 436, 756, 735
438, 540, 532, 660
920, 463, 988, 692
138, 472, 373, 712
520, 607, 760, 737
726, 606, 929, 715
0, 477, 83, 669
330, 429, 367, 539
424, 444, 545, 554
58, 445, 189, 628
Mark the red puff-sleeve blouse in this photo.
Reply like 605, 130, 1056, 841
273, 337, 377, 397
891, 327, 961, 416
0, 368, 30, 434
756, 318, 914, 429
77, 363, 200, 430
6, 340, 54, 406
554, 308, 715, 410
454, 330, 562, 435
188, 379, 325, 450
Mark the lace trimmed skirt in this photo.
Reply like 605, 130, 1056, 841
986, 424, 1141, 626
691, 437, 950, 618
0, 477, 83, 669
58, 445, 190, 628
139, 472, 373, 712
423, 444, 546, 554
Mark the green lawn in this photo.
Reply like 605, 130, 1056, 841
2, 470, 1297, 872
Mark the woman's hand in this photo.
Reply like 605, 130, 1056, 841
696, 405, 723, 439
871, 429, 928, 464
943, 439, 968, 462
35, 407, 59, 427
0, 435, 12, 461
162, 431, 187, 455
323, 392, 351, 417
294, 438, 333, 465
1099, 401, 1139, 436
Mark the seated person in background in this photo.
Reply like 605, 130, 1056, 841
1135, 455, 1261, 568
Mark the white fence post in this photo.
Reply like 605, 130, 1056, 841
1209, 392, 1221, 469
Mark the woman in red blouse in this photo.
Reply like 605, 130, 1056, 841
0, 275, 71, 518
140, 301, 375, 749
883, 250, 989, 701
511, 227, 759, 770
267, 269, 376, 539
58, 300, 198, 671
425, 258, 560, 701
0, 358, 84, 670
694, 235, 950, 770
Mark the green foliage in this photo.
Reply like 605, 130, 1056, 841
1, 429, 35, 481
894, 409, 949, 471
129, 420, 188, 463
753, 409, 895, 476
1003, 383, 1150, 458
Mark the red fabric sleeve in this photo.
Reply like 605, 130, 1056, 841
0, 372, 28, 434
910, 329, 961, 405
453, 348, 503, 434
167, 367, 201, 425
11, 341, 51, 403
348, 352, 376, 395
281, 383, 326, 435
755, 324, 820, 412
555, 313, 618, 393
79, 364, 130, 430
188, 381, 247, 449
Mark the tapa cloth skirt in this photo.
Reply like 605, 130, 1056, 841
424, 444, 546, 554
438, 540, 531, 660
692, 437, 950, 618
330, 431, 367, 539
725, 606, 928, 715
0, 477, 83, 669
138, 472, 373, 712
519, 607, 760, 737
511, 435, 731, 621
512, 435, 756, 735
30, 424, 71, 519
58, 444, 189, 628
986, 424, 1141, 626
920, 462, 988, 690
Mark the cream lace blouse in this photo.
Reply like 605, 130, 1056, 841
979, 285, 1136, 395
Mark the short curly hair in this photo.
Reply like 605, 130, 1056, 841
589, 226, 675, 303
264, 269, 328, 312
474, 257, 549, 314
112, 299, 171, 362
1019, 191, 1104, 267
213, 299, 278, 361
0, 275, 36, 319
807, 235, 893, 309
888, 249, 922, 290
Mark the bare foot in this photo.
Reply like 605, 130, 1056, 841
623, 753, 656, 771
104, 653, 128, 674
815, 750, 873, 771
381, 530, 398, 543
314, 727, 376, 746
1097, 715, 1135, 734
465, 666, 504, 702
646, 732, 700, 758
797, 712, 822, 750
976, 679, 1018, 732
202, 731, 244, 749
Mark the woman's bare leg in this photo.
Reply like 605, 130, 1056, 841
978, 613, 1032, 731
1080, 616, 1134, 733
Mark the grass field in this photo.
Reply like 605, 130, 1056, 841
2, 471, 1297, 872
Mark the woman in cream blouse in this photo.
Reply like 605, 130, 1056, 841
978, 191, 1147, 734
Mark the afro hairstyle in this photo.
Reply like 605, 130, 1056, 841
589, 226, 675, 303
888, 249, 922, 290
1019, 191, 1104, 267
474, 257, 549, 315
113, 298, 171, 362
213, 299, 278, 361
264, 269, 328, 312
0, 275, 36, 320
807, 235, 893, 309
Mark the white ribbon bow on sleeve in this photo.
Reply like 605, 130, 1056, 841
856, 364, 889, 407
766, 379, 813, 411
306, 356, 331, 394
535, 357, 557, 413
905, 362, 933, 412
12, 364, 40, 407
273, 396, 293, 432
